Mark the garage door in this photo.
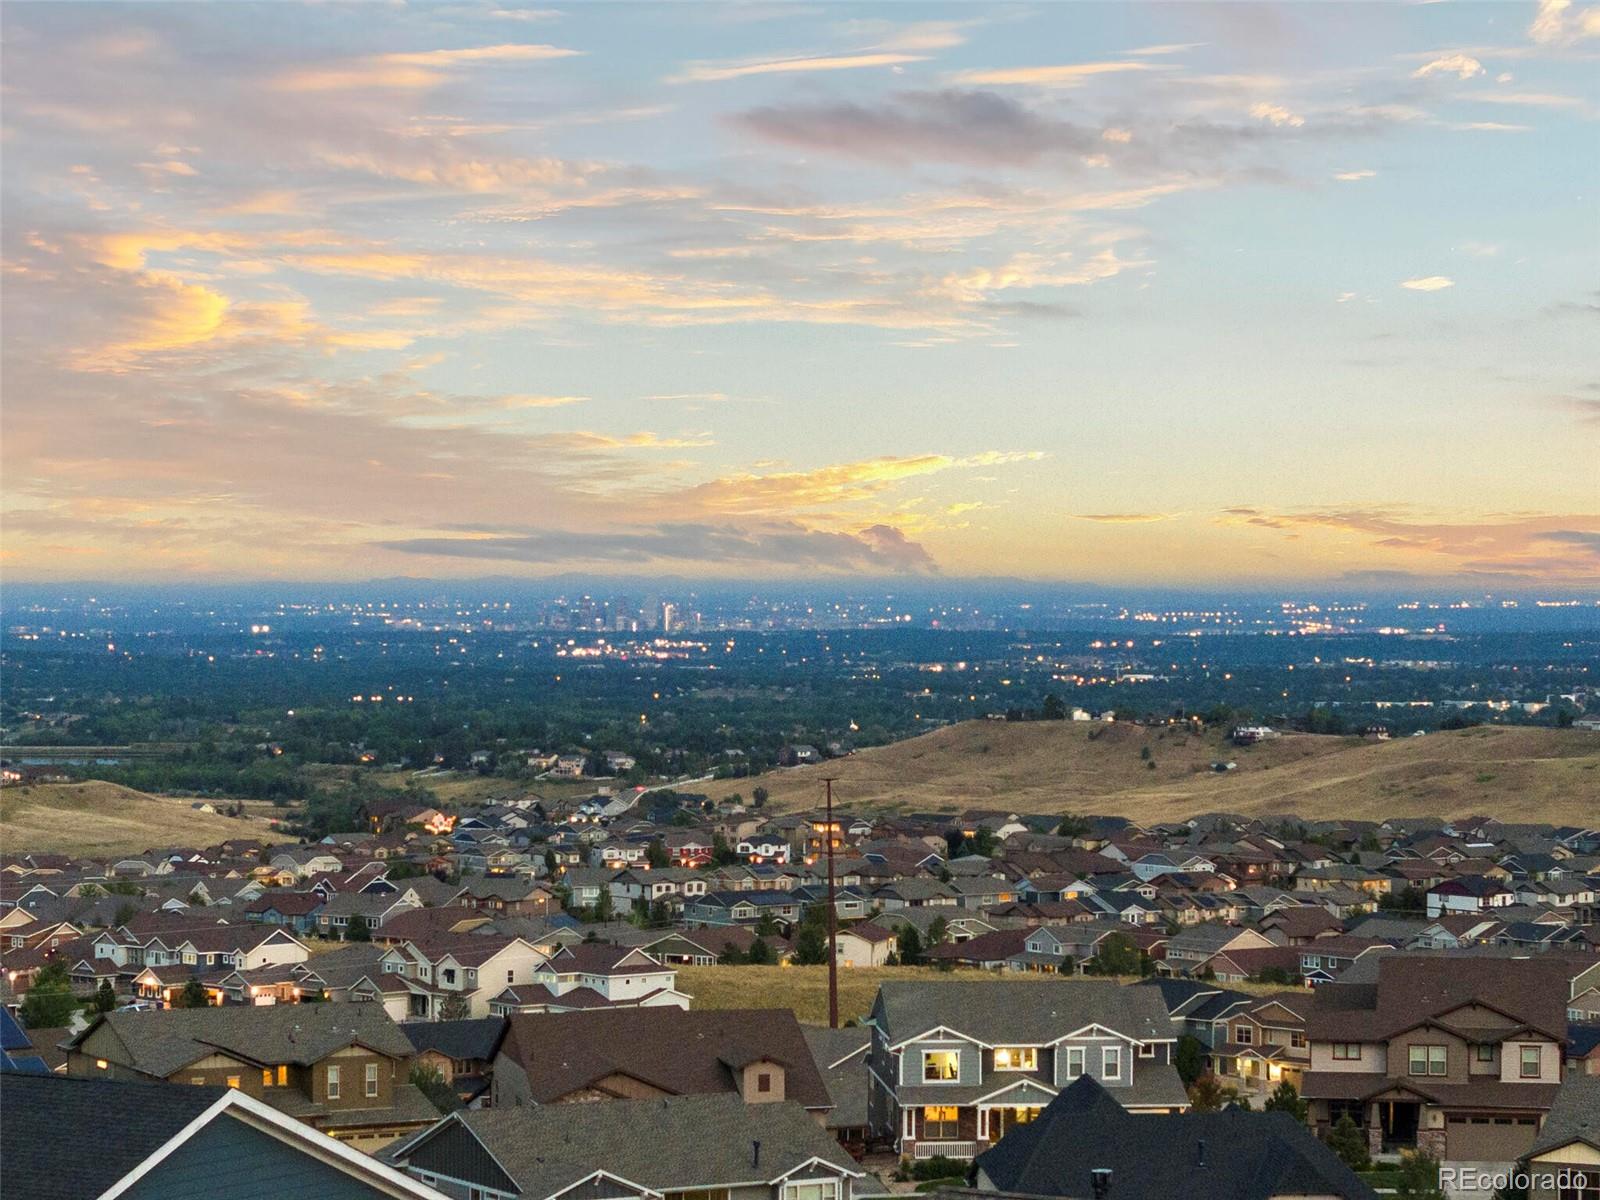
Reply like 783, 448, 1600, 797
1445, 1116, 1537, 1161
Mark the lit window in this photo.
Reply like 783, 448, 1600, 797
95, 1059, 108, 1071
226, 1076, 241, 1089
262, 1068, 274, 1087
993, 1047, 1037, 1071
922, 1106, 960, 1140
922, 1050, 960, 1082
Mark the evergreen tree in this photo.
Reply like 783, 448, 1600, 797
746, 936, 774, 965
439, 992, 470, 1021
1173, 1035, 1205, 1086
794, 923, 828, 965
1326, 1114, 1370, 1171
897, 925, 924, 967
1262, 1080, 1309, 1123
93, 979, 117, 1014
646, 838, 670, 869
756, 909, 779, 937
1394, 1152, 1444, 1200
410, 1064, 461, 1115
345, 912, 372, 942
176, 977, 211, 1009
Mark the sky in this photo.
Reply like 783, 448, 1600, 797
2, 1, 1597, 588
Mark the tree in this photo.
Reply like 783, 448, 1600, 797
1262, 1080, 1308, 1123
176, 977, 211, 1009
755, 909, 779, 938
1041, 693, 1066, 721
113, 901, 140, 928
926, 916, 949, 948
793, 922, 828, 965
1394, 1152, 1445, 1200
751, 786, 769, 808
896, 925, 925, 967
345, 912, 372, 942
971, 827, 998, 858
712, 833, 740, 866
1252, 965, 1295, 986
943, 829, 965, 858
1086, 932, 1140, 977
439, 992, 471, 1021
1173, 1035, 1205, 1086
718, 942, 746, 965
746, 936, 775, 965
410, 1064, 460, 1114
1187, 1073, 1226, 1112
1326, 1113, 1370, 1171
595, 889, 614, 923
19, 962, 78, 1029
1055, 814, 1090, 838
93, 979, 117, 1014
645, 838, 670, 869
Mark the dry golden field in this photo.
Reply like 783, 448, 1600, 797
699, 721, 1600, 824
0, 781, 293, 857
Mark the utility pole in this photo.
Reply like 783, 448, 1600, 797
823, 775, 839, 1030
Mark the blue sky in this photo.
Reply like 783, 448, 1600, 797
2, 1, 1596, 585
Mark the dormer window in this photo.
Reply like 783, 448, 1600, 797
993, 1047, 1036, 1071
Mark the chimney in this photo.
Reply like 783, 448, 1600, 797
1090, 1169, 1112, 1199
752, 1141, 761, 1169
1196, 1139, 1207, 1168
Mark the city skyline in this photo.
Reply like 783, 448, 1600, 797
2, 1, 1597, 586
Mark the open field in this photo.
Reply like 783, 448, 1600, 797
701, 721, 1600, 824
0, 782, 293, 857
675, 965, 1289, 1025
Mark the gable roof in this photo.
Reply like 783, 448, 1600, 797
973, 1075, 1375, 1200
0, 1072, 441, 1200
499, 1007, 831, 1109
874, 980, 1172, 1046
68, 1002, 415, 1076
402, 1017, 507, 1064
396, 1094, 858, 1199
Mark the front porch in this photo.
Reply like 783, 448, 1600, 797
899, 1085, 1054, 1159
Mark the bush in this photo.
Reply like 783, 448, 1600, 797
1326, 1113, 1369, 1170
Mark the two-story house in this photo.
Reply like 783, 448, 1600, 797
1301, 955, 1571, 1166
63, 1003, 438, 1149
864, 980, 1188, 1160
1210, 991, 1312, 1100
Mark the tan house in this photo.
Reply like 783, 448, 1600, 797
63, 1002, 437, 1149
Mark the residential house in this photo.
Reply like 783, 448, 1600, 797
491, 1007, 832, 1116
64, 1003, 438, 1149
392, 1093, 860, 1200
402, 1017, 506, 1107
1520, 1074, 1600, 1200
0, 1074, 446, 1200
865, 980, 1188, 1160
488, 943, 687, 1015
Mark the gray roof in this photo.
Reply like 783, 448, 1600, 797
1531, 1074, 1600, 1156
803, 1026, 870, 1131
71, 1001, 415, 1076
873, 980, 1173, 1046
403, 1094, 858, 1198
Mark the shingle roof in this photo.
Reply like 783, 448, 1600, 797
499, 1007, 831, 1109
973, 1076, 1375, 1200
402, 1016, 506, 1063
803, 1026, 870, 1130
874, 979, 1173, 1046
71, 1002, 415, 1076
1532, 1074, 1600, 1155
0, 1073, 226, 1200
406, 1094, 857, 1198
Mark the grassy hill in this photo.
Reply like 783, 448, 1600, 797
702, 721, 1600, 825
0, 781, 293, 856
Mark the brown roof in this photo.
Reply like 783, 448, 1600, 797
1308, 955, 1573, 1043
498, 1007, 831, 1110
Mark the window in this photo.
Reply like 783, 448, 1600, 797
1138, 1043, 1156, 1058
326, 1064, 341, 1100
262, 1068, 274, 1087
922, 1106, 960, 1140
1234, 1025, 1254, 1045
1556, 1167, 1599, 1200
1065, 1047, 1086, 1078
366, 1062, 380, 1098
922, 1050, 960, 1082
507, 969, 515, 983
95, 1059, 108, 1071
1102, 1047, 1121, 1079
1290, 1031, 1307, 1049
993, 1047, 1037, 1071
785, 1182, 840, 1200
1304, 955, 1321, 969
1409, 1045, 1447, 1076
190, 1076, 205, 1086
1475, 1044, 1495, 1063
1333, 1043, 1360, 1061
225, 1076, 241, 1089
1521, 1045, 1542, 1079
757, 1071, 772, 1094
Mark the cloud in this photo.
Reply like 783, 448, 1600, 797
949, 61, 1169, 88
671, 52, 926, 84
1073, 512, 1176, 523
1126, 43, 1206, 56
1334, 169, 1376, 181
376, 520, 939, 572
1412, 53, 1485, 80
1401, 276, 1455, 291
1460, 90, 1588, 109
270, 43, 581, 92
1529, 0, 1600, 45
1250, 102, 1305, 128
